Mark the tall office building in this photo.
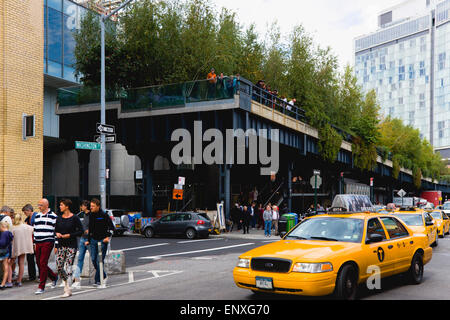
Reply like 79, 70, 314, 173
354, 0, 450, 159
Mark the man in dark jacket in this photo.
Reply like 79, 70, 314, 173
241, 206, 251, 234
230, 204, 241, 232
85, 198, 114, 286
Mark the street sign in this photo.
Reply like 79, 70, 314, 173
178, 176, 186, 186
96, 123, 115, 134
397, 189, 407, 198
75, 141, 101, 151
135, 170, 143, 180
313, 169, 321, 176
95, 134, 116, 144
310, 175, 322, 189
174, 184, 183, 190
173, 189, 183, 200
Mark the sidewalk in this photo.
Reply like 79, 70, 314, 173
211, 227, 282, 240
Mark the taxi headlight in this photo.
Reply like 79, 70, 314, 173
292, 262, 333, 273
237, 258, 250, 268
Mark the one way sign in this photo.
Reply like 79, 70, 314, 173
95, 134, 116, 144
96, 123, 115, 134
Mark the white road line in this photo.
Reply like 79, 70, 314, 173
119, 243, 170, 252
177, 238, 223, 244
42, 271, 184, 300
138, 243, 255, 260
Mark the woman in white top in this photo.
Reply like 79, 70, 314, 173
11, 213, 34, 287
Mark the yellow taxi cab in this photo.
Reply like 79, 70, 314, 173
233, 197, 432, 300
391, 208, 439, 247
428, 210, 450, 238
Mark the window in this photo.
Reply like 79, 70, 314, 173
424, 213, 433, 225
438, 52, 446, 70
160, 215, 176, 222
175, 214, 191, 221
398, 97, 403, 105
22, 114, 35, 140
389, 107, 395, 115
392, 214, 423, 226
419, 61, 426, 76
48, 8, 62, 64
399, 66, 405, 81
380, 217, 409, 239
408, 65, 415, 79
366, 218, 387, 241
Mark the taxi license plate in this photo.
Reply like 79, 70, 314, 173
255, 277, 273, 290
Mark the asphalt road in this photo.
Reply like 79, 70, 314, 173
5, 231, 450, 302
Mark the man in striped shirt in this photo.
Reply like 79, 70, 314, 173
34, 198, 58, 294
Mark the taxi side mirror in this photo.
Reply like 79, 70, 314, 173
366, 233, 384, 244
425, 221, 434, 226
280, 231, 287, 238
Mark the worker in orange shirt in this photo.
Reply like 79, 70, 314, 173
207, 68, 217, 99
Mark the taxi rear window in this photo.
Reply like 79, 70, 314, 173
430, 212, 442, 220
392, 214, 423, 226
285, 217, 364, 243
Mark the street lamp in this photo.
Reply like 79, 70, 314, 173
99, 0, 134, 210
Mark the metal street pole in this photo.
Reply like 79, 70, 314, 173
100, 0, 134, 210
314, 175, 317, 212
100, 16, 106, 211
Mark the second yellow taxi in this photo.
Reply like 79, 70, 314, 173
391, 208, 439, 247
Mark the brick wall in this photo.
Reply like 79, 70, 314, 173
0, 0, 44, 214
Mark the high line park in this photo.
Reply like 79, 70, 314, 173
55, 77, 450, 218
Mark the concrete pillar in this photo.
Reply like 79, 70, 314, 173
77, 149, 91, 201
141, 154, 154, 217
219, 164, 231, 220
287, 161, 293, 212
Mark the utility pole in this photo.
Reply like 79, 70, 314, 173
99, 0, 134, 210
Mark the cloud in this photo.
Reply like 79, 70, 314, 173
211, 0, 403, 68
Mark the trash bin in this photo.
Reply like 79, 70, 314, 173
283, 214, 297, 233
278, 215, 287, 235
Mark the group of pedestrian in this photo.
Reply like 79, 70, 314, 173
262, 204, 280, 237
228, 202, 281, 237
206, 68, 240, 99
254, 80, 297, 113
229, 202, 257, 234
0, 197, 114, 297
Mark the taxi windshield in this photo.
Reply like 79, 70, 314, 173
285, 217, 364, 243
392, 214, 423, 226
444, 203, 450, 210
430, 212, 442, 220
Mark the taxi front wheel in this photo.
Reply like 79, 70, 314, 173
334, 264, 358, 300
407, 252, 424, 285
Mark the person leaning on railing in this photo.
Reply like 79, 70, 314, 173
207, 68, 217, 99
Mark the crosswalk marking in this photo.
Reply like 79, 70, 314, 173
138, 243, 255, 260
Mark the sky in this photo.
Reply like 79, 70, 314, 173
211, 0, 405, 69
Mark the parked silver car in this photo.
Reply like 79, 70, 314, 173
106, 209, 130, 236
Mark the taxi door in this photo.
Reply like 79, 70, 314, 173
443, 213, 450, 234
362, 217, 396, 280
424, 213, 437, 245
379, 217, 415, 273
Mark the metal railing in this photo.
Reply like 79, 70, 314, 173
238, 77, 307, 123
121, 77, 237, 112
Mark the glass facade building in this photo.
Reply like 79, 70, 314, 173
354, 0, 450, 158
44, 0, 86, 83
